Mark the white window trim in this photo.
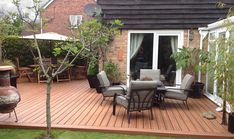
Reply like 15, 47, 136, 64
69, 15, 82, 28
127, 30, 184, 86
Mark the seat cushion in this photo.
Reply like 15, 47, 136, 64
116, 96, 152, 110
116, 95, 128, 108
103, 86, 126, 97
164, 91, 187, 101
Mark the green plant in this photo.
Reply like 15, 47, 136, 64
207, 19, 234, 124
87, 59, 98, 76
170, 47, 209, 78
0, 11, 24, 63
73, 18, 122, 70
104, 60, 122, 83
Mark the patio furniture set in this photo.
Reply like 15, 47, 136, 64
16, 57, 86, 83
97, 69, 194, 123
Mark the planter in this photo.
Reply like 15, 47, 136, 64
228, 113, 234, 133
95, 77, 102, 93
87, 75, 98, 88
0, 66, 20, 122
95, 86, 102, 93
10, 75, 19, 88
190, 82, 204, 98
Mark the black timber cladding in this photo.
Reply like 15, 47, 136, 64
97, 0, 234, 29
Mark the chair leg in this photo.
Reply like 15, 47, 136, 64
184, 101, 189, 110
14, 109, 18, 122
100, 97, 105, 105
127, 111, 130, 124
113, 102, 116, 115
150, 108, 154, 120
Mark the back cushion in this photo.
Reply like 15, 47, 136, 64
140, 69, 160, 81
180, 74, 194, 90
97, 71, 111, 87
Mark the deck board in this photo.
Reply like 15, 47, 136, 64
0, 79, 233, 138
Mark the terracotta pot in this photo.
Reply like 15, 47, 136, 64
0, 66, 20, 114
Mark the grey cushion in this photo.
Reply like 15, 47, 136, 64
116, 80, 162, 110
164, 90, 187, 101
140, 69, 161, 81
97, 71, 111, 87
126, 80, 162, 97
116, 95, 151, 110
116, 95, 128, 108
97, 71, 127, 98
103, 86, 126, 97
180, 74, 194, 90
164, 74, 194, 101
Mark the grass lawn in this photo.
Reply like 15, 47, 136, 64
0, 128, 183, 139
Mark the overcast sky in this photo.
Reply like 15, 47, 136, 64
0, 0, 48, 15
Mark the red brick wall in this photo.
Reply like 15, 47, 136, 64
42, 0, 96, 36
106, 29, 201, 82
105, 30, 128, 81
184, 29, 200, 48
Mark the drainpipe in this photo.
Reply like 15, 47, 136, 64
187, 30, 190, 48
198, 28, 208, 82
40, 11, 43, 33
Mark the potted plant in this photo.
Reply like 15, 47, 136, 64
87, 59, 99, 88
206, 20, 234, 127
228, 82, 234, 133
104, 60, 122, 85
171, 47, 209, 98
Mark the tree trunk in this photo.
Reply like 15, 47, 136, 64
46, 78, 53, 137
222, 75, 228, 125
0, 41, 2, 63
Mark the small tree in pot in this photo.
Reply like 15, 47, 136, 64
171, 47, 209, 98
72, 18, 122, 88
86, 58, 98, 88
207, 19, 234, 127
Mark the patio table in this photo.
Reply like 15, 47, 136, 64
154, 86, 167, 108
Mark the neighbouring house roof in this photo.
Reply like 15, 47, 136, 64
42, 0, 54, 9
97, 0, 234, 29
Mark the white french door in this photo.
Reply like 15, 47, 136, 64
127, 30, 184, 85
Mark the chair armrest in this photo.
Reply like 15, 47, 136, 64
166, 87, 193, 92
113, 93, 130, 103
119, 81, 126, 85
98, 85, 106, 89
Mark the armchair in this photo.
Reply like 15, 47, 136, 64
97, 71, 127, 105
164, 74, 194, 109
113, 80, 162, 123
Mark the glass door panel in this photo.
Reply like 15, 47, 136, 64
158, 36, 177, 85
129, 33, 153, 79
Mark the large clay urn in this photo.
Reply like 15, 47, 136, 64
0, 66, 20, 121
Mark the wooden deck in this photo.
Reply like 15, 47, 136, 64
0, 79, 233, 138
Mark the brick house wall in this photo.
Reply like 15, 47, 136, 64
42, 0, 95, 36
106, 29, 201, 82
184, 29, 200, 48
105, 30, 128, 81
42, 0, 201, 81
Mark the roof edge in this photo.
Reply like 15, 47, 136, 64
42, 0, 54, 9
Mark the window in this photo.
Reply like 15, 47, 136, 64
69, 15, 82, 28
